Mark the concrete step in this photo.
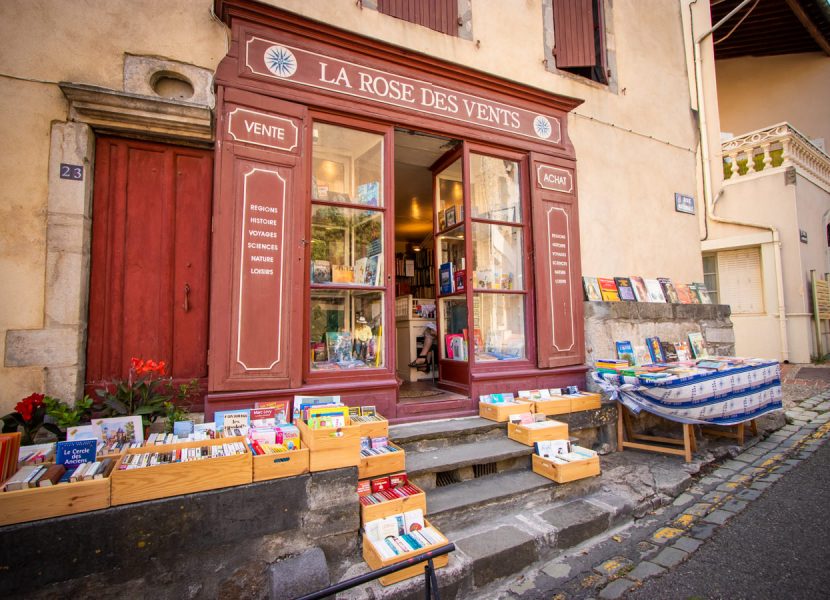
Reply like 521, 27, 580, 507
390, 416, 506, 452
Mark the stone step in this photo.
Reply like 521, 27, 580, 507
390, 416, 506, 452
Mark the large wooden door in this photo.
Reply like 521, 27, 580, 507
86, 137, 213, 387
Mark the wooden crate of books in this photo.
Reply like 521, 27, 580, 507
0, 475, 111, 526
532, 451, 600, 484
110, 436, 252, 506
479, 400, 534, 422
360, 482, 427, 523
507, 420, 569, 446
297, 420, 361, 472
531, 392, 601, 416
354, 415, 389, 439
362, 519, 450, 586
358, 443, 406, 479
252, 447, 310, 482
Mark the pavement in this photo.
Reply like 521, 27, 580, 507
488, 386, 830, 600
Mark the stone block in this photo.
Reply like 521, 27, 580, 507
701, 509, 733, 525
702, 327, 734, 344
48, 122, 94, 217
46, 252, 86, 326
45, 365, 84, 404
652, 547, 688, 568
5, 327, 82, 367
542, 500, 611, 549
672, 536, 703, 553
455, 525, 537, 588
635, 302, 674, 321
599, 578, 636, 599
269, 547, 330, 600
627, 560, 665, 582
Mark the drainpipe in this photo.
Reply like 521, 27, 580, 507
689, 0, 790, 362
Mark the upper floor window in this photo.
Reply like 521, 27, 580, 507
551, 0, 608, 85
377, 0, 459, 36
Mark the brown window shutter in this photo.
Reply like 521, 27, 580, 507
378, 0, 458, 36
552, 0, 597, 68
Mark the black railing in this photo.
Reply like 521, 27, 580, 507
294, 543, 455, 600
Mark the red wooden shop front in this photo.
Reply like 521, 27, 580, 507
206, 1, 587, 422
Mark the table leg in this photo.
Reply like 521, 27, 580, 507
683, 424, 693, 462
616, 401, 625, 453
749, 419, 758, 436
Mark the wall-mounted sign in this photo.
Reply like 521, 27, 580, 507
245, 35, 562, 145
227, 107, 299, 152
546, 206, 575, 352
59, 163, 84, 181
536, 164, 573, 193
674, 193, 695, 215
800, 229, 808, 243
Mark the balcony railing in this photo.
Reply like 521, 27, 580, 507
721, 122, 830, 190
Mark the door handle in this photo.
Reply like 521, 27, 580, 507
183, 283, 191, 313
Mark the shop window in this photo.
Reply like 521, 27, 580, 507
470, 154, 526, 361
550, 0, 608, 85
702, 254, 719, 305
310, 122, 386, 371
716, 248, 764, 315
377, 0, 459, 36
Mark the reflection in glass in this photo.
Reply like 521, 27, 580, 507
470, 154, 520, 223
472, 223, 523, 290
312, 122, 383, 206
436, 225, 466, 295
436, 158, 463, 231
310, 205, 383, 286
309, 289, 384, 370
439, 297, 468, 361
473, 294, 525, 361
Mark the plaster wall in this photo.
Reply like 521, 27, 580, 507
716, 53, 830, 147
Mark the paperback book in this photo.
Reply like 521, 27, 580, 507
615, 340, 635, 365
582, 276, 602, 301
658, 277, 680, 303
630, 276, 649, 302
644, 279, 667, 303
598, 278, 620, 302
614, 277, 636, 301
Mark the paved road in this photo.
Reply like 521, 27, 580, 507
628, 437, 830, 600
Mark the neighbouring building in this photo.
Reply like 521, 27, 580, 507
0, 0, 719, 419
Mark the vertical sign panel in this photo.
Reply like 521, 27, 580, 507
546, 206, 575, 353
236, 166, 286, 370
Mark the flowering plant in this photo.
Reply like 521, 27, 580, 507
2, 393, 93, 445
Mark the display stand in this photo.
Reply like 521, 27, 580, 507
616, 401, 697, 463
700, 419, 757, 445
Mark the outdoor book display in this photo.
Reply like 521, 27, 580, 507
507, 417, 569, 446
478, 393, 534, 422
358, 473, 427, 523
519, 388, 602, 416
532, 443, 601, 484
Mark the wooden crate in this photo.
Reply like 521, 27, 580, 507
532, 452, 600, 483
360, 483, 427, 524
362, 519, 450, 586
252, 447, 309, 482
297, 419, 361, 472
0, 475, 111, 527
110, 437, 252, 506
355, 416, 389, 439
507, 420, 569, 446
531, 392, 601, 416
478, 400, 534, 422
358, 443, 406, 479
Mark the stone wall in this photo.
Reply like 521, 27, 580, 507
0, 468, 360, 599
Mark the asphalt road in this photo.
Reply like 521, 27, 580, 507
628, 438, 830, 600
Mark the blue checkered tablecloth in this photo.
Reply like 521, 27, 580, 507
593, 361, 783, 425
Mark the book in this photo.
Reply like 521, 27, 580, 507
674, 283, 694, 304
660, 341, 678, 362
95, 416, 144, 446
357, 181, 379, 206
0, 432, 22, 484
644, 279, 667, 302
4, 465, 41, 491
353, 257, 368, 285
582, 276, 602, 301
214, 409, 250, 437
66, 424, 102, 442
56, 439, 98, 468
658, 277, 679, 303
403, 508, 425, 532
633, 345, 651, 366
454, 269, 466, 292
534, 440, 571, 458
597, 278, 620, 302
311, 341, 327, 363
37, 464, 66, 487
365, 255, 381, 286
614, 277, 636, 301
250, 407, 277, 427
674, 340, 692, 361
630, 276, 649, 302
325, 331, 353, 363
193, 422, 217, 439
255, 400, 290, 423
18, 442, 56, 465
439, 262, 454, 295
688, 332, 708, 358
615, 341, 635, 365
444, 205, 457, 228
692, 282, 713, 304
645, 337, 665, 363
687, 282, 703, 304
311, 260, 332, 283
445, 333, 466, 360
332, 264, 354, 283
173, 420, 194, 438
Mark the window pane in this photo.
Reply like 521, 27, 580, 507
436, 158, 463, 231
474, 293, 526, 361
470, 154, 521, 223
312, 122, 383, 206
310, 289, 384, 370
472, 222, 524, 290
437, 225, 466, 295
310, 205, 383, 285
439, 297, 468, 361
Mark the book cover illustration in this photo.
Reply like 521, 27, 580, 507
357, 181, 380, 206
646, 336, 666, 363
660, 341, 678, 362
439, 262, 454, 295
658, 277, 680, 303
454, 269, 466, 292
692, 282, 713, 304
354, 257, 368, 285
614, 277, 636, 301
688, 332, 708, 358
311, 260, 332, 284
56, 439, 97, 468
215, 409, 251, 437
630, 276, 649, 302
445, 333, 466, 359
597, 278, 620, 302
687, 283, 703, 304
615, 341, 635, 365
66, 424, 102, 442
583, 276, 602, 301
326, 331, 353, 363
364, 255, 381, 286
675, 340, 692, 361
674, 283, 694, 304
332, 265, 354, 283
444, 205, 457, 228
633, 345, 651, 366
644, 279, 667, 303
173, 420, 194, 438
94, 416, 144, 445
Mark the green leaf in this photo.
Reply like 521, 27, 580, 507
104, 398, 129, 415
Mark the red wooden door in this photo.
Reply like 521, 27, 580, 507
86, 137, 213, 387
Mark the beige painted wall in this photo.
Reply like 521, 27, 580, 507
717, 53, 830, 146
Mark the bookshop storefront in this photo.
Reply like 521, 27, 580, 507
207, 1, 587, 422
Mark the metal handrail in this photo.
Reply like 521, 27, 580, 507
294, 543, 455, 600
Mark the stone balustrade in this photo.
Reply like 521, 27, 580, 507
722, 122, 830, 190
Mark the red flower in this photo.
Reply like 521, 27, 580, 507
15, 393, 45, 422
131, 357, 167, 377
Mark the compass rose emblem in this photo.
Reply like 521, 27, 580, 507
264, 45, 297, 78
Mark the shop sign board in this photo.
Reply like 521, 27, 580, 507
237, 167, 286, 370
536, 164, 573, 193
227, 106, 299, 152
546, 206, 575, 352
245, 36, 562, 145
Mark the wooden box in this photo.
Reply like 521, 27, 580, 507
532, 392, 601, 416
358, 443, 406, 479
110, 437, 252, 506
252, 447, 309, 482
478, 400, 534, 422
360, 483, 427, 524
532, 451, 600, 483
297, 419, 361, 472
362, 519, 450, 586
0, 475, 111, 527
355, 416, 389, 439
507, 420, 569, 446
